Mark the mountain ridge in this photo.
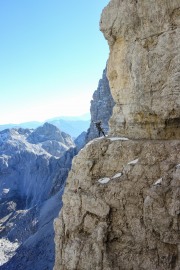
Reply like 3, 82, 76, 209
0, 114, 90, 139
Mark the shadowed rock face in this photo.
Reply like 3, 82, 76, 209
74, 66, 115, 150
100, 0, 180, 139
54, 1, 180, 270
86, 66, 115, 142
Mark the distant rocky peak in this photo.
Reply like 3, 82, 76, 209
16, 128, 32, 136
28, 122, 61, 142
0, 128, 29, 146
0, 128, 17, 139
27, 122, 74, 147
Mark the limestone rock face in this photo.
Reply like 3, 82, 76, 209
100, 0, 180, 139
54, 138, 180, 270
86, 66, 115, 142
54, 1, 180, 269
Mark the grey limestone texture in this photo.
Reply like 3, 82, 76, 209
54, 1, 180, 269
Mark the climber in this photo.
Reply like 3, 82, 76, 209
92, 120, 106, 137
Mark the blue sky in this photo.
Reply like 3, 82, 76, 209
0, 0, 109, 124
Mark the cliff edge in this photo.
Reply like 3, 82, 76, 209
54, 1, 180, 269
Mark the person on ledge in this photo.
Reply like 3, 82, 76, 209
92, 120, 106, 137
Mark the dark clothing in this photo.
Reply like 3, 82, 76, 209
93, 121, 106, 137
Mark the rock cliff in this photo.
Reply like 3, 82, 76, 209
54, 138, 180, 270
86, 66, 115, 142
54, 1, 180, 269
100, 0, 180, 139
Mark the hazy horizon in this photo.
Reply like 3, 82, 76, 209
0, 112, 91, 126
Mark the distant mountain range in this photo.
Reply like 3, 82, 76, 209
0, 113, 91, 139
0, 123, 77, 269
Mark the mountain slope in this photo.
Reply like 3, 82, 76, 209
0, 124, 76, 269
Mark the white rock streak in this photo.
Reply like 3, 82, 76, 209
0, 238, 19, 266
128, 158, 139, 165
109, 137, 129, 141
153, 178, 163, 185
112, 172, 122, 179
2, 188, 10, 194
98, 177, 110, 184
98, 172, 122, 184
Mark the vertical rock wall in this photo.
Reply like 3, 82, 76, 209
86, 66, 115, 142
100, 0, 180, 139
